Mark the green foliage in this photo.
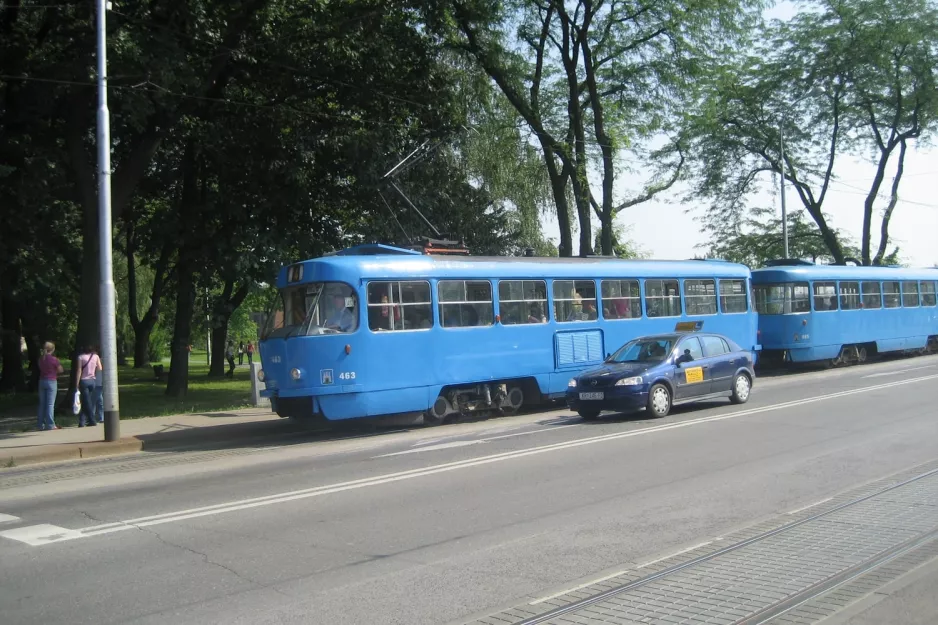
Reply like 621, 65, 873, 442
684, 0, 938, 265
593, 224, 648, 260
450, 0, 763, 255
147, 323, 172, 364
700, 209, 901, 268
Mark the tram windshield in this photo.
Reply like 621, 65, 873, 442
262, 282, 359, 338
754, 282, 811, 315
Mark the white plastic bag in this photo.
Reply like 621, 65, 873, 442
72, 390, 81, 415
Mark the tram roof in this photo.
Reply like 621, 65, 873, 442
752, 264, 938, 282
278, 248, 752, 286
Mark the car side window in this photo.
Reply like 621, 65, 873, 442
700, 336, 728, 358
677, 337, 704, 363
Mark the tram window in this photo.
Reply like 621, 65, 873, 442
839, 282, 861, 310
902, 281, 920, 307
754, 283, 810, 314
883, 281, 900, 308
644, 279, 681, 318
684, 279, 717, 316
719, 279, 748, 313
367, 281, 432, 332
438, 280, 494, 328
861, 282, 882, 309
813, 282, 838, 311
498, 280, 548, 324
601, 280, 641, 319
921, 281, 937, 307
553, 280, 598, 322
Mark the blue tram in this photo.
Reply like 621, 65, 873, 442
258, 244, 759, 423
752, 264, 938, 364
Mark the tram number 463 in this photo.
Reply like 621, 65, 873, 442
338, 371, 357, 380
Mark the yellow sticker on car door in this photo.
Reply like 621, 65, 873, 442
684, 366, 704, 384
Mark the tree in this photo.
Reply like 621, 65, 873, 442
592, 224, 647, 260
450, 0, 760, 256
702, 209, 846, 268
684, 0, 938, 265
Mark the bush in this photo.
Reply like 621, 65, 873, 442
147, 324, 171, 363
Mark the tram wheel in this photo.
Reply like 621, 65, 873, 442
423, 411, 444, 426
424, 396, 450, 426
497, 387, 524, 415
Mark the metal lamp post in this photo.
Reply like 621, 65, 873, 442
778, 87, 822, 261
97, 0, 120, 441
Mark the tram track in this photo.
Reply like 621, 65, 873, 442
508, 464, 938, 625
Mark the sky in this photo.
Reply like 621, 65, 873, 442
538, 2, 938, 267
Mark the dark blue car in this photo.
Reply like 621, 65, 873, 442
566, 332, 755, 420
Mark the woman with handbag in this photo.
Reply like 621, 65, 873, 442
74, 345, 102, 427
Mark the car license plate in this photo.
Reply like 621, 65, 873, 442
579, 392, 604, 400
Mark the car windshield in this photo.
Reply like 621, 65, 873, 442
261, 282, 358, 338
609, 337, 675, 364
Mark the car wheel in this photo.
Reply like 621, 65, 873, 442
730, 373, 752, 404
647, 383, 671, 418
578, 408, 601, 421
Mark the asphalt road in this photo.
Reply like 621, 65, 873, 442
1, 355, 937, 625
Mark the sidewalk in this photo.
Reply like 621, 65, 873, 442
0, 407, 298, 468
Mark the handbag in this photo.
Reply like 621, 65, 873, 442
72, 390, 81, 415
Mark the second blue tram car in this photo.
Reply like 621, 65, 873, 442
752, 264, 938, 364
258, 244, 759, 424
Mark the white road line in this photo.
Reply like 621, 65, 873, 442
376, 440, 484, 457
529, 569, 631, 605
636, 541, 714, 569
0, 524, 83, 547
375, 424, 581, 458
5, 372, 938, 547
864, 364, 937, 379
0, 513, 20, 524
786, 497, 833, 515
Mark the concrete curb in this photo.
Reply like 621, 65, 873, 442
0, 421, 304, 469
2, 438, 144, 468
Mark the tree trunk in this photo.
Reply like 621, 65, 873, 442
541, 143, 573, 257
166, 262, 195, 397
579, 35, 615, 256
210, 325, 228, 377
0, 290, 24, 392
860, 145, 894, 265
873, 139, 907, 266
133, 320, 157, 368
23, 332, 40, 393
209, 279, 250, 377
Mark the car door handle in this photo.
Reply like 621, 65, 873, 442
701, 365, 709, 370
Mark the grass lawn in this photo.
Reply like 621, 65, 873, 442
0, 353, 254, 428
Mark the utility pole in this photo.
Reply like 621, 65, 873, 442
97, 0, 120, 441
779, 125, 789, 260
778, 87, 823, 262
206, 288, 211, 366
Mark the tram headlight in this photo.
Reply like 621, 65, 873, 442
257, 369, 265, 382
290, 368, 303, 381
567, 378, 577, 388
